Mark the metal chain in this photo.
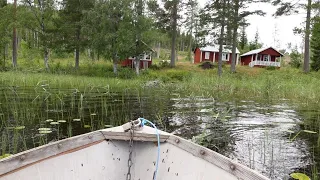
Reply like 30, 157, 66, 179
126, 121, 134, 180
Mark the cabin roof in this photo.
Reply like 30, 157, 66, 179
240, 47, 284, 57
199, 45, 240, 54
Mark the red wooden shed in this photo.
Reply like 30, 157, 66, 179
121, 53, 152, 69
193, 45, 240, 64
240, 47, 284, 68
120, 40, 155, 69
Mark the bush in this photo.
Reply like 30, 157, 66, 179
289, 50, 302, 69
118, 67, 136, 79
199, 61, 214, 69
159, 60, 170, 68
166, 70, 192, 81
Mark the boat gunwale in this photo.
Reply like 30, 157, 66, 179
167, 135, 270, 180
0, 126, 269, 180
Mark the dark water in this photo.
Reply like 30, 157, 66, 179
0, 85, 318, 179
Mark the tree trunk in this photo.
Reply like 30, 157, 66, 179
218, 0, 226, 77
112, 54, 118, 75
12, 0, 17, 68
44, 47, 49, 70
231, 0, 239, 73
176, 44, 178, 62
135, 57, 140, 75
157, 42, 160, 58
75, 27, 80, 69
170, 0, 178, 67
304, 0, 311, 73
188, 33, 193, 62
2, 46, 5, 68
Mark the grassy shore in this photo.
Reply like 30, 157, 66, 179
1, 60, 320, 104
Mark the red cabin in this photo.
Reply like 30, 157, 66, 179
121, 52, 152, 69
193, 45, 240, 64
240, 47, 284, 68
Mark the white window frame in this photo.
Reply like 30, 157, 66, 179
263, 55, 269, 61
205, 52, 210, 60
222, 53, 228, 61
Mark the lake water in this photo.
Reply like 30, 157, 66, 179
0, 86, 317, 179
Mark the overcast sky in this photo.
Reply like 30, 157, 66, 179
198, 0, 306, 51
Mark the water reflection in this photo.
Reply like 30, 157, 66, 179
0, 86, 315, 179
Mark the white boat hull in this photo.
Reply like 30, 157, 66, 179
0, 126, 269, 180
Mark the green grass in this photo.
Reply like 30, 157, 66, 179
2, 58, 320, 104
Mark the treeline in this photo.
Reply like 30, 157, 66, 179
0, 0, 320, 75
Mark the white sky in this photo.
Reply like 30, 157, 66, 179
198, 0, 306, 51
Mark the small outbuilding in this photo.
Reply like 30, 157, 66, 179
121, 40, 155, 69
193, 45, 240, 64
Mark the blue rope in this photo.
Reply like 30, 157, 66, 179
139, 118, 160, 180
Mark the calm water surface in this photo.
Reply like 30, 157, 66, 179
0, 86, 317, 179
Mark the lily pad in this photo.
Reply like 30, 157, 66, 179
73, 118, 81, 122
290, 173, 310, 180
303, 130, 317, 134
50, 122, 59, 125
38, 128, 51, 131
46, 119, 53, 122
39, 130, 52, 134
58, 120, 66, 123
105, 125, 113, 128
84, 125, 91, 128
14, 126, 25, 130
90, 113, 97, 116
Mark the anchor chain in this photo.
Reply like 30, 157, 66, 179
126, 121, 134, 180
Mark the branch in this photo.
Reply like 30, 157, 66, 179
24, 0, 42, 27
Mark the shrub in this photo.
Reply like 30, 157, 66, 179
118, 67, 136, 79
166, 70, 192, 81
289, 50, 302, 69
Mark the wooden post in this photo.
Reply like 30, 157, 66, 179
200, 51, 203, 62
213, 52, 215, 63
251, 55, 253, 62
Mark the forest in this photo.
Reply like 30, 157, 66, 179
0, 0, 319, 76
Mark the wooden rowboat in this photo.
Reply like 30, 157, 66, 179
0, 120, 269, 180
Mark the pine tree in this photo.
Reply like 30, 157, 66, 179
12, 0, 17, 68
60, 0, 94, 69
184, 0, 198, 62
239, 21, 248, 50
311, 17, 320, 71
273, 0, 315, 73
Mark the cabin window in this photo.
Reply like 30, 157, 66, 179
205, 52, 210, 60
257, 55, 262, 61
222, 53, 228, 61
263, 55, 269, 61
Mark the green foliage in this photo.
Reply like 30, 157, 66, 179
311, 17, 320, 71
118, 68, 136, 79
290, 50, 302, 69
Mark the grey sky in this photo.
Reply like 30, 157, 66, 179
198, 0, 306, 51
